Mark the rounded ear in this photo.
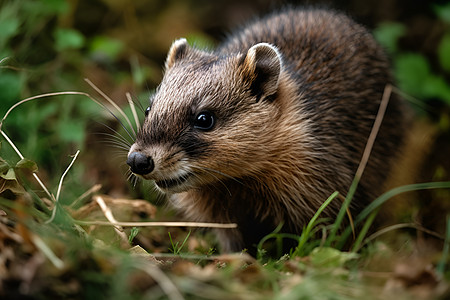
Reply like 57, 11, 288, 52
240, 43, 282, 101
165, 38, 189, 69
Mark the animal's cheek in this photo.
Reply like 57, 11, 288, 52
189, 146, 253, 179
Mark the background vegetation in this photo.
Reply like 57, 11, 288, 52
0, 0, 449, 299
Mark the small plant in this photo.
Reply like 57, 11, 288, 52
168, 230, 191, 255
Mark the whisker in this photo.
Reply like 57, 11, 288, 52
130, 94, 146, 113
100, 103, 136, 141
92, 134, 132, 152
108, 151, 129, 163
95, 122, 134, 147
198, 166, 243, 186
85, 78, 137, 138
106, 143, 130, 152
95, 133, 132, 150
189, 165, 233, 196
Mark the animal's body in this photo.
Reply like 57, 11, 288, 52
127, 8, 407, 253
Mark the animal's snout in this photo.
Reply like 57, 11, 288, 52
127, 152, 154, 175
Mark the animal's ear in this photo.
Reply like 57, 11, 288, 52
240, 43, 282, 101
165, 38, 189, 69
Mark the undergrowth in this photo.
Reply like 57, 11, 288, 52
1, 1, 450, 299
0, 86, 449, 299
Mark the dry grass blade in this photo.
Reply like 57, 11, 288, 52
126, 92, 141, 131
135, 260, 185, 300
354, 84, 392, 180
69, 184, 102, 208
46, 150, 80, 224
75, 220, 238, 229
327, 84, 393, 245
95, 195, 129, 247
0, 91, 91, 129
56, 151, 80, 202
354, 223, 445, 252
31, 234, 65, 270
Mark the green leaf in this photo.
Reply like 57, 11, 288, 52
89, 36, 124, 61
57, 119, 85, 144
54, 28, 85, 51
128, 227, 140, 244
373, 22, 406, 54
309, 247, 358, 268
186, 32, 215, 50
0, 70, 23, 110
0, 2, 21, 47
1, 167, 16, 180
394, 53, 431, 98
0, 177, 25, 195
23, 0, 69, 18
438, 34, 450, 72
434, 3, 450, 23
0, 17, 20, 46
16, 158, 38, 172
423, 75, 450, 104
42, 0, 69, 14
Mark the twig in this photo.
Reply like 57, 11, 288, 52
94, 196, 120, 227
94, 195, 130, 247
75, 220, 238, 229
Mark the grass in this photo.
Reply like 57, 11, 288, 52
0, 87, 449, 299
169, 231, 191, 255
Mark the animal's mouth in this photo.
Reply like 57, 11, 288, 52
154, 173, 192, 190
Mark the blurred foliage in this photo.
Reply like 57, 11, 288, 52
374, 2, 450, 110
0, 0, 221, 202
0, 0, 99, 203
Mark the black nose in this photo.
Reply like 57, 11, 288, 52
127, 152, 154, 175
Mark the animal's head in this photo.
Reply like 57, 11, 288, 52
127, 38, 283, 193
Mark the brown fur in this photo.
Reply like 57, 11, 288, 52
128, 8, 408, 253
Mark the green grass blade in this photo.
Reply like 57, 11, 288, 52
351, 209, 378, 252
337, 181, 450, 250
437, 216, 450, 275
326, 177, 360, 247
295, 191, 339, 256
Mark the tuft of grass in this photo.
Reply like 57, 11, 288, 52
168, 230, 191, 255
337, 181, 450, 251
1, 84, 449, 300
293, 191, 339, 257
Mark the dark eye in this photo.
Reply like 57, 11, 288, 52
145, 106, 151, 116
194, 111, 215, 131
